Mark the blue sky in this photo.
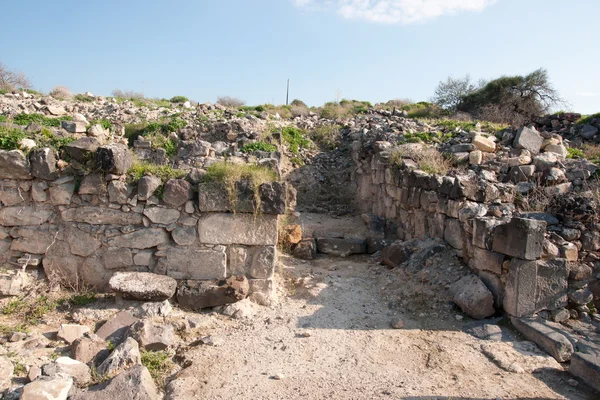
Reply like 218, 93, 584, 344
2, 0, 599, 112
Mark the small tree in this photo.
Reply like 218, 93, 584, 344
431, 74, 477, 112
0, 62, 31, 91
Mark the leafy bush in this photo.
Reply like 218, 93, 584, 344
128, 161, 187, 182
240, 141, 277, 153
217, 96, 246, 108
282, 126, 310, 154
165, 117, 187, 132
170, 96, 188, 103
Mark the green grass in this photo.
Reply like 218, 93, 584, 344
2, 295, 61, 324
282, 126, 310, 154
290, 156, 304, 166
170, 96, 188, 103
204, 161, 277, 213
128, 161, 187, 182
240, 141, 277, 153
577, 112, 600, 125
124, 117, 187, 153
0, 89, 8, 95
88, 118, 113, 130
141, 350, 174, 387
12, 113, 72, 127
567, 147, 585, 159
67, 292, 98, 306
74, 94, 94, 102
310, 125, 340, 150
0, 115, 7, 123
0, 323, 29, 336
0, 126, 27, 150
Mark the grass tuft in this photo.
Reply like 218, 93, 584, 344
128, 161, 187, 182
240, 141, 277, 153
141, 350, 174, 388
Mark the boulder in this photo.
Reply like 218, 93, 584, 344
137, 175, 162, 201
57, 324, 90, 344
0, 271, 31, 296
450, 275, 495, 319
65, 137, 100, 162
96, 143, 133, 175
109, 272, 177, 301
293, 239, 317, 260
162, 179, 192, 207
97, 337, 141, 377
42, 356, 91, 386
126, 320, 175, 351
579, 124, 598, 140
107, 181, 132, 204
472, 135, 496, 153
30, 147, 57, 180
171, 225, 197, 245
513, 126, 543, 155
0, 149, 32, 179
61, 120, 87, 133
21, 376, 73, 400
72, 334, 109, 365
259, 182, 286, 214
78, 173, 107, 195
177, 276, 249, 310
70, 365, 159, 400
381, 242, 412, 268
95, 310, 139, 345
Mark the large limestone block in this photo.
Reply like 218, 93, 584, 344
96, 143, 133, 175
107, 228, 170, 249
570, 353, 600, 393
165, 247, 226, 280
143, 207, 180, 225
510, 316, 573, 362
0, 206, 53, 226
444, 218, 464, 250
472, 135, 496, 153
110, 272, 177, 300
513, 126, 543, 155
503, 258, 537, 317
492, 217, 546, 260
0, 149, 32, 179
61, 206, 143, 225
21, 376, 73, 400
450, 275, 495, 319
198, 214, 278, 246
177, 276, 249, 310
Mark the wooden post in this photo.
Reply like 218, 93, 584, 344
286, 79, 290, 106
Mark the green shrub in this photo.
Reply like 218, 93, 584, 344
282, 126, 310, 154
128, 161, 187, 182
74, 94, 94, 102
13, 113, 72, 127
0, 89, 8, 95
0, 126, 27, 150
165, 117, 187, 132
170, 96, 188, 103
0, 116, 7, 123
577, 112, 600, 125
310, 125, 340, 150
240, 141, 277, 153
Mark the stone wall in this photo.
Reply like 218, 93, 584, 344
352, 140, 600, 319
0, 147, 286, 305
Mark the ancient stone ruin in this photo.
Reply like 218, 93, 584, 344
1, 91, 600, 398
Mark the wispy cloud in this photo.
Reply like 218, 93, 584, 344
293, 0, 497, 24
579, 92, 597, 97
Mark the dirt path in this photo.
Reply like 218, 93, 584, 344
167, 252, 596, 400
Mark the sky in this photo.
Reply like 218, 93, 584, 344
2, 0, 599, 113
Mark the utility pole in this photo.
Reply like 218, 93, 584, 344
286, 79, 290, 106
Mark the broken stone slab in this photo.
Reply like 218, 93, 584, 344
0, 270, 32, 296
0, 206, 53, 226
381, 242, 412, 268
177, 276, 249, 310
450, 275, 496, 319
0, 149, 33, 179
109, 272, 177, 301
96, 143, 133, 175
72, 334, 109, 365
143, 207, 180, 225
126, 320, 175, 351
164, 246, 226, 280
198, 213, 278, 246
293, 239, 316, 260
513, 126, 543, 155
57, 324, 91, 344
21, 376, 73, 400
78, 173, 107, 195
61, 120, 87, 133
132, 300, 172, 319
137, 175, 162, 201
42, 356, 91, 386
492, 217, 546, 260
70, 365, 159, 400
97, 337, 141, 377
316, 237, 367, 256
106, 228, 170, 249
465, 322, 503, 341
30, 147, 57, 180
569, 352, 600, 393
61, 206, 142, 225
95, 310, 139, 345
510, 316, 573, 362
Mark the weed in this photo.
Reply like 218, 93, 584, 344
106, 340, 116, 351
12, 359, 27, 377
240, 141, 277, 153
170, 96, 188, 103
204, 161, 277, 213
0, 126, 27, 150
282, 126, 310, 154
90, 366, 111, 385
310, 125, 340, 150
1, 295, 60, 324
141, 350, 174, 387
74, 94, 94, 102
88, 118, 113, 130
567, 147, 585, 159
128, 161, 187, 182
0, 323, 29, 336
12, 113, 72, 127
390, 146, 452, 175
290, 156, 304, 166
67, 292, 97, 306
0, 115, 7, 122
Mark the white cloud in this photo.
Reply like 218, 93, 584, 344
579, 92, 597, 97
293, 0, 497, 24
